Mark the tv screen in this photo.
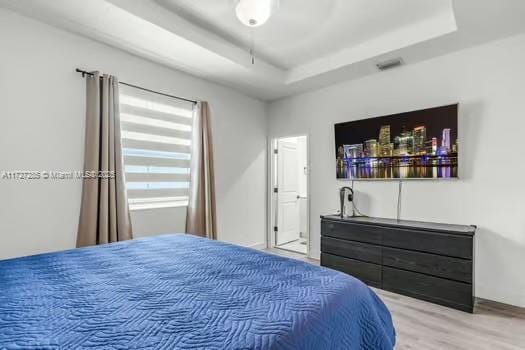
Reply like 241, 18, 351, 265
335, 104, 458, 180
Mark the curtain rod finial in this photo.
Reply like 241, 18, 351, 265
76, 68, 87, 77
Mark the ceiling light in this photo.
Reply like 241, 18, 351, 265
235, 0, 277, 27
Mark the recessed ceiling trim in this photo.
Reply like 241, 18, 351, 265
2, 0, 525, 101
108, 0, 285, 81
286, 7, 457, 83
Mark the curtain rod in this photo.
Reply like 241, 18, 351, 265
75, 68, 198, 105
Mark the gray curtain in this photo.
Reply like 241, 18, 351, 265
186, 101, 217, 239
77, 72, 133, 247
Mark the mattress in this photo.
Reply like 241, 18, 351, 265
0, 234, 395, 349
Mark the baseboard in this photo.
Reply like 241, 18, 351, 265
475, 297, 525, 312
249, 242, 267, 250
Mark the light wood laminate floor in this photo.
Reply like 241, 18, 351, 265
265, 248, 525, 350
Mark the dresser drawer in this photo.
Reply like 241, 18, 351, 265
382, 227, 473, 259
321, 220, 382, 245
321, 236, 382, 264
382, 247, 472, 283
383, 267, 473, 312
321, 253, 381, 287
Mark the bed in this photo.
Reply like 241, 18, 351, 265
0, 234, 395, 349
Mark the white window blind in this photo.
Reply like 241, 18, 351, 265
119, 85, 194, 210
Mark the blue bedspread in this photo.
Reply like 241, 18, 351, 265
0, 234, 395, 349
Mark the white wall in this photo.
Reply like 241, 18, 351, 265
268, 33, 525, 307
0, 9, 267, 259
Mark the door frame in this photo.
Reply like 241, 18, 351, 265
267, 134, 310, 257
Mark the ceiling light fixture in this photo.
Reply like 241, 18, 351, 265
235, 0, 278, 28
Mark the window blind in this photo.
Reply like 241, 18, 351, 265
119, 85, 194, 210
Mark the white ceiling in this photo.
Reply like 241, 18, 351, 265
1, 0, 525, 101
158, 0, 451, 69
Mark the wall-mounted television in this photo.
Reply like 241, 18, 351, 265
335, 104, 458, 180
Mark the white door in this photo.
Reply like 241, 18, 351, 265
276, 139, 300, 245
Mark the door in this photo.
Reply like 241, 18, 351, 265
276, 139, 300, 245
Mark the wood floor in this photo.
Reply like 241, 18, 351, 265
265, 248, 525, 350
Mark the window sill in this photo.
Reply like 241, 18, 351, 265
129, 202, 188, 211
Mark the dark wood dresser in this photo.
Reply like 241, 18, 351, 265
320, 215, 476, 312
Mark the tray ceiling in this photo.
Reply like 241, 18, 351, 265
1, 0, 525, 100
158, 0, 451, 69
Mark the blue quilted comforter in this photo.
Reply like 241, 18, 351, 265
0, 234, 395, 349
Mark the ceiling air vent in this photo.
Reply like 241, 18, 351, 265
376, 58, 404, 71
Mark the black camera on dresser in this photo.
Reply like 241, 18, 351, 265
320, 215, 476, 313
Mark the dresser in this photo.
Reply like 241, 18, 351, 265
320, 215, 476, 313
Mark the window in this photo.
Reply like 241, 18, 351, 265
119, 85, 194, 210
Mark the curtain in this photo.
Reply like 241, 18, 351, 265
77, 72, 133, 247
186, 101, 217, 239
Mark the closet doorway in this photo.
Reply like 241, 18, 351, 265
269, 135, 309, 255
